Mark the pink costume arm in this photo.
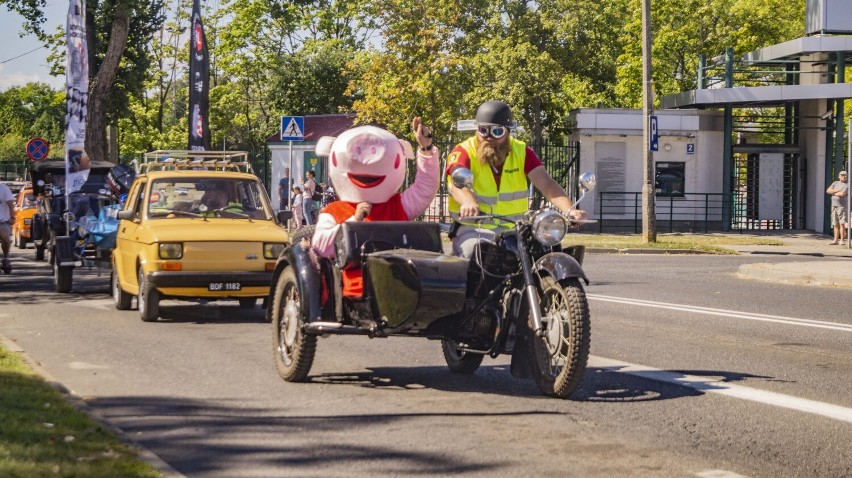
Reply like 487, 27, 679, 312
400, 148, 440, 220
311, 212, 341, 258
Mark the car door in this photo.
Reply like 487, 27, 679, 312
116, 179, 146, 291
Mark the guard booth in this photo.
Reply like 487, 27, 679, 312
660, 0, 852, 233
567, 108, 725, 232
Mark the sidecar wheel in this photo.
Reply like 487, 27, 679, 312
441, 340, 483, 374
138, 268, 160, 322
272, 266, 316, 382
529, 277, 590, 399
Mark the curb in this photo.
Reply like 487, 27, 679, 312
587, 247, 714, 255
737, 263, 852, 289
0, 334, 186, 478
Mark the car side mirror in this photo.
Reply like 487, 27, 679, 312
117, 210, 136, 221
277, 210, 292, 225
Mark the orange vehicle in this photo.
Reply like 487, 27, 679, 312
12, 186, 37, 249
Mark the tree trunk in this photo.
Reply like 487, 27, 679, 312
85, 2, 130, 164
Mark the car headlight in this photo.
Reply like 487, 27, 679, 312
23, 218, 32, 225
531, 210, 567, 247
264, 243, 286, 259
158, 243, 183, 259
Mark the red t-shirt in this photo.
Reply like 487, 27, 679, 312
322, 194, 406, 298
444, 144, 543, 188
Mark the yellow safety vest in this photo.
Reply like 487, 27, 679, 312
448, 136, 529, 228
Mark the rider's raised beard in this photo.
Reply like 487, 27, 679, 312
477, 140, 510, 168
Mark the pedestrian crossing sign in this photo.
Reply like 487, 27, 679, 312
281, 116, 305, 141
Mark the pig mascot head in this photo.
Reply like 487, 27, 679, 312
316, 125, 415, 204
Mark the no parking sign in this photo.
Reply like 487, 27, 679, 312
26, 137, 50, 161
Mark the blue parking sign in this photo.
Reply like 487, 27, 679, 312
649, 115, 658, 152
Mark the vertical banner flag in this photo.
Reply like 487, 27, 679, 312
65, 0, 90, 194
189, 0, 211, 151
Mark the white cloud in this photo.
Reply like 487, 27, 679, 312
0, 65, 60, 90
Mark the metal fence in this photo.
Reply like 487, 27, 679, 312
598, 192, 734, 233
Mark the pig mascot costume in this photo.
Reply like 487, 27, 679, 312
311, 119, 439, 298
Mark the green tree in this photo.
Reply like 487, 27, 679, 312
2, 0, 166, 163
0, 83, 65, 161
615, 0, 804, 107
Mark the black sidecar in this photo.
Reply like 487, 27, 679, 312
268, 221, 470, 380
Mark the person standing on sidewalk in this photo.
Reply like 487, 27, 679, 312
826, 170, 848, 245
0, 181, 15, 273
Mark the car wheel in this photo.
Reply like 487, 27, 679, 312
35, 244, 45, 261
138, 267, 160, 322
18, 235, 28, 249
112, 271, 132, 310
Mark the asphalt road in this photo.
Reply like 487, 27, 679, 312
0, 247, 850, 478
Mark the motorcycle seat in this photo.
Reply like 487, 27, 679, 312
334, 221, 443, 270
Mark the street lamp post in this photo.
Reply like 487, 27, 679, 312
642, 0, 657, 243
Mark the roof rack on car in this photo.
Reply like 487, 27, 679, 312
139, 150, 254, 174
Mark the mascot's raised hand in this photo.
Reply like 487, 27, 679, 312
311, 118, 439, 298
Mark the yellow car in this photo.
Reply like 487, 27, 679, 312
112, 153, 290, 322
12, 186, 37, 249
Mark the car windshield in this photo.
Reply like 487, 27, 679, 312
20, 193, 36, 209
147, 178, 271, 220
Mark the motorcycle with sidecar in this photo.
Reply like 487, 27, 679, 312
268, 169, 596, 398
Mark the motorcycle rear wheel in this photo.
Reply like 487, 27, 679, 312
529, 277, 590, 399
441, 340, 484, 374
272, 265, 316, 382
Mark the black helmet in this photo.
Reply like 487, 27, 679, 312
475, 100, 514, 127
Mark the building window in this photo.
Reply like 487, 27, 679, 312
655, 162, 685, 197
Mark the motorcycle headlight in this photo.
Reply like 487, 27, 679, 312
532, 210, 567, 247
159, 242, 183, 259
264, 243, 286, 259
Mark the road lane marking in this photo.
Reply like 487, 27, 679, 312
590, 356, 852, 424
588, 294, 852, 333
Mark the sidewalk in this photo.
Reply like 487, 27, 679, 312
590, 230, 852, 289
722, 231, 852, 289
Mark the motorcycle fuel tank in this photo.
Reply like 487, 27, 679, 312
366, 250, 468, 332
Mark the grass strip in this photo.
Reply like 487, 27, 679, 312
0, 343, 162, 478
564, 233, 784, 254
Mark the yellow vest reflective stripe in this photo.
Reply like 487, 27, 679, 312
448, 136, 529, 228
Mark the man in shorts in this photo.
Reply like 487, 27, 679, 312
826, 170, 848, 245
0, 181, 16, 273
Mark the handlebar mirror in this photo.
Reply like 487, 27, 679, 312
451, 167, 474, 190
36, 180, 45, 187
578, 172, 596, 193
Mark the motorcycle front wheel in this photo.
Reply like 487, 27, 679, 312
529, 277, 590, 399
272, 265, 316, 382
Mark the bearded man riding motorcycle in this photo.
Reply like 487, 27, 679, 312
446, 100, 587, 258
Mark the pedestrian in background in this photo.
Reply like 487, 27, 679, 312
0, 181, 15, 273
291, 186, 304, 229
277, 167, 291, 212
302, 170, 318, 226
826, 170, 848, 245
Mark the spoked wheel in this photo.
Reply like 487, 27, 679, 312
272, 266, 316, 381
138, 268, 160, 322
112, 270, 132, 310
441, 339, 484, 374
529, 277, 590, 399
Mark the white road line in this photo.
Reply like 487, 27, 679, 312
590, 356, 852, 424
588, 294, 852, 332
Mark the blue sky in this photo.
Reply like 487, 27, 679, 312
0, 0, 68, 90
